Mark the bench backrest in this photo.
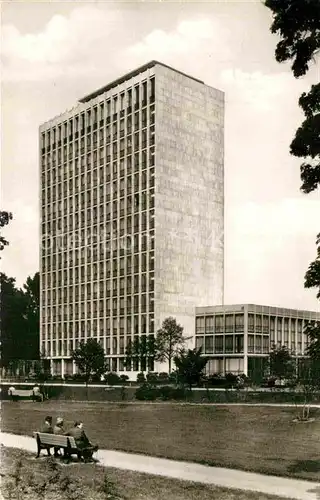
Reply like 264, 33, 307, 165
33, 432, 77, 448
14, 390, 33, 397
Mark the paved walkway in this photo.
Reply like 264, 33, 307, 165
1, 431, 319, 500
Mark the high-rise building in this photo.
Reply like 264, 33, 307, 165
195, 304, 320, 378
40, 61, 224, 377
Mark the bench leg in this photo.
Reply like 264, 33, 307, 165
36, 436, 41, 458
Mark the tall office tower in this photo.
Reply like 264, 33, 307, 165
40, 61, 224, 377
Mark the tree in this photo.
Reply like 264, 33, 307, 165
21, 272, 40, 360
174, 347, 208, 390
155, 317, 189, 373
268, 345, 295, 383
295, 358, 320, 420
304, 233, 320, 299
71, 339, 105, 390
290, 84, 320, 194
0, 211, 13, 255
265, 0, 320, 193
124, 335, 155, 372
304, 319, 320, 363
0, 273, 26, 366
265, 0, 320, 78
265, 0, 320, 341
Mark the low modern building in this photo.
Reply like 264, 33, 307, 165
195, 304, 320, 379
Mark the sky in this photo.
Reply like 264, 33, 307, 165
1, 0, 319, 311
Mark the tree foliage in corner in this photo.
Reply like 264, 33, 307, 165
174, 347, 208, 390
0, 211, 13, 255
71, 338, 105, 385
265, 0, 320, 357
265, 0, 320, 193
304, 232, 320, 299
155, 317, 189, 373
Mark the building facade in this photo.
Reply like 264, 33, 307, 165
40, 61, 224, 377
195, 304, 320, 378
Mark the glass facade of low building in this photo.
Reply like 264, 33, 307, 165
195, 304, 320, 377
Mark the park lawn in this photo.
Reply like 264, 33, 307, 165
2, 401, 320, 482
1, 447, 296, 500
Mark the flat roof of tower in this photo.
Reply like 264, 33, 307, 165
79, 60, 205, 103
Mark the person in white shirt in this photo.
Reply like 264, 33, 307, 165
32, 384, 44, 402
8, 386, 16, 401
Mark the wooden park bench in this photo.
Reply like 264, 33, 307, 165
10, 389, 33, 400
33, 432, 79, 462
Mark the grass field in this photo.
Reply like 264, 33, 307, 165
2, 401, 320, 482
1, 447, 296, 500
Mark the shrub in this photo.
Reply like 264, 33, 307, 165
146, 372, 158, 384
135, 383, 158, 400
168, 370, 179, 384
105, 372, 121, 385
158, 385, 188, 401
158, 372, 170, 383
158, 385, 172, 400
225, 373, 238, 387
119, 374, 129, 383
207, 374, 226, 387
136, 372, 146, 384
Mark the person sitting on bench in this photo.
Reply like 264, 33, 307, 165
32, 384, 44, 402
8, 386, 17, 401
65, 421, 98, 462
40, 416, 53, 455
53, 417, 65, 457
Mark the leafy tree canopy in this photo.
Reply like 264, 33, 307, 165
0, 211, 13, 255
265, 0, 320, 78
0, 272, 40, 365
71, 338, 105, 384
265, 0, 320, 194
304, 233, 320, 298
174, 347, 208, 389
155, 317, 189, 373
268, 345, 295, 381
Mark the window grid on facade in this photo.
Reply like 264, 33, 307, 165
41, 74, 156, 371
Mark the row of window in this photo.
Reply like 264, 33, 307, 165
41, 78, 155, 149
195, 334, 308, 355
51, 356, 154, 374
43, 216, 154, 245
42, 135, 155, 178
43, 280, 155, 299
196, 335, 245, 354
43, 336, 153, 358
43, 252, 153, 276
42, 191, 155, 223
43, 297, 155, 319
42, 317, 155, 341
42, 242, 154, 268
42, 120, 155, 165
42, 227, 154, 258
196, 314, 315, 334
42, 152, 155, 194
43, 172, 155, 209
